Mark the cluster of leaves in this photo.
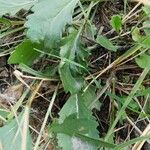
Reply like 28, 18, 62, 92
0, 0, 150, 150
0, 0, 101, 149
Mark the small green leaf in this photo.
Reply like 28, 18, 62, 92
135, 54, 150, 68
8, 40, 41, 66
132, 27, 142, 42
110, 15, 122, 33
131, 34, 150, 48
96, 35, 117, 52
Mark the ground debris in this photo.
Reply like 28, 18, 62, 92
0, 83, 23, 104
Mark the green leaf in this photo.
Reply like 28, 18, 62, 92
143, 6, 150, 16
135, 54, 150, 68
0, 18, 11, 32
110, 15, 122, 33
25, 0, 79, 48
0, 109, 9, 122
132, 28, 150, 47
107, 92, 140, 113
0, 0, 36, 16
8, 40, 41, 66
54, 94, 99, 150
59, 62, 84, 94
59, 31, 88, 94
51, 114, 97, 136
136, 88, 150, 97
96, 35, 117, 52
0, 114, 32, 150
143, 21, 150, 36
60, 31, 81, 61
50, 114, 116, 149
18, 63, 57, 79
139, 36, 150, 48
58, 95, 78, 122
132, 27, 142, 42
0, 109, 9, 119
81, 85, 101, 110
76, 133, 116, 149
84, 21, 97, 40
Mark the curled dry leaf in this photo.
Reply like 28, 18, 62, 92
0, 83, 24, 104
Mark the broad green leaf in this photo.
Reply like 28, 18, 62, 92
51, 114, 115, 149
96, 35, 117, 52
59, 62, 84, 94
81, 85, 101, 110
58, 95, 78, 123
60, 30, 89, 68
55, 94, 99, 150
0, 114, 32, 150
59, 31, 88, 94
51, 114, 97, 136
0, 0, 36, 16
110, 15, 122, 33
25, 0, 79, 48
135, 54, 150, 68
8, 40, 41, 66
139, 36, 150, 48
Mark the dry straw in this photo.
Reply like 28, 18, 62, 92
132, 0, 150, 5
